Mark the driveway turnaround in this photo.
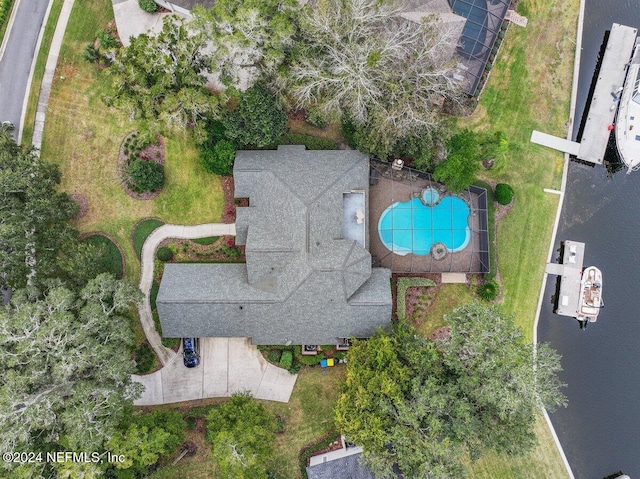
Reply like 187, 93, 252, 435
112, 0, 176, 47
133, 338, 298, 405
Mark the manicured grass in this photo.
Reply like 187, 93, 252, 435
0, 0, 14, 48
81, 234, 124, 278
417, 283, 475, 336
191, 236, 218, 245
457, 1, 579, 478
21, 0, 64, 144
40, 0, 224, 281
132, 218, 165, 259
396, 277, 436, 321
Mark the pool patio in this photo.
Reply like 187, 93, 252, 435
369, 160, 490, 273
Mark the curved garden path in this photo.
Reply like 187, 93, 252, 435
138, 223, 236, 365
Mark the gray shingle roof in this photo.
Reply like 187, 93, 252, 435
157, 146, 392, 344
162, 0, 215, 10
306, 453, 376, 479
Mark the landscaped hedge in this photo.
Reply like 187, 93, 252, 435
396, 277, 436, 320
132, 218, 165, 259
279, 350, 293, 370
81, 234, 124, 278
265, 133, 338, 150
495, 183, 514, 205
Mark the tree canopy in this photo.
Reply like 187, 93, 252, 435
285, 0, 464, 152
206, 392, 277, 478
193, 0, 299, 90
0, 129, 109, 290
0, 274, 143, 477
105, 17, 219, 133
223, 83, 288, 147
335, 303, 566, 478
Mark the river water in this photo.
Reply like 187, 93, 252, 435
537, 1, 640, 478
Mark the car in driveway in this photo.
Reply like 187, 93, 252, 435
182, 338, 200, 368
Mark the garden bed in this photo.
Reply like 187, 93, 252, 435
158, 236, 245, 263
118, 131, 166, 200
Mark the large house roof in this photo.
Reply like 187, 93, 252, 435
157, 146, 392, 345
306, 453, 376, 479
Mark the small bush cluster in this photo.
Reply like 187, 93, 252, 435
156, 246, 173, 261
202, 139, 235, 175
298, 353, 325, 366
138, 0, 158, 12
84, 28, 119, 65
128, 159, 164, 193
477, 279, 500, 302
495, 183, 514, 205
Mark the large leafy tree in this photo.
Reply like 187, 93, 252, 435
193, 0, 298, 89
223, 83, 288, 148
206, 392, 277, 478
335, 303, 566, 478
0, 274, 143, 477
285, 0, 464, 152
108, 409, 186, 477
0, 129, 105, 290
105, 16, 219, 133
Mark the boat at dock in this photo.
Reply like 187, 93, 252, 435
615, 39, 640, 173
576, 266, 603, 326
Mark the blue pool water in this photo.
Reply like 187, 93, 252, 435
378, 196, 471, 255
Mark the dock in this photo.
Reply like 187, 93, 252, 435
531, 23, 638, 165
545, 240, 584, 318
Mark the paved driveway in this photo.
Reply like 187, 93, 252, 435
133, 338, 297, 405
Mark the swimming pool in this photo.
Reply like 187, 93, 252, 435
378, 196, 471, 255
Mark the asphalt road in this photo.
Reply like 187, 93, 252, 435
0, 0, 49, 141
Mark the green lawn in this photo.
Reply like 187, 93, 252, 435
81, 233, 124, 278
132, 218, 165, 259
39, 0, 224, 281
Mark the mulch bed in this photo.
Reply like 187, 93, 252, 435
118, 131, 165, 200
287, 108, 306, 121
221, 176, 236, 223
71, 193, 89, 220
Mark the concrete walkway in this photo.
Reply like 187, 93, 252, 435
139, 223, 236, 365
133, 338, 298, 405
32, 0, 75, 149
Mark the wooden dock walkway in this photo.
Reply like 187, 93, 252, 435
531, 23, 638, 165
545, 240, 585, 318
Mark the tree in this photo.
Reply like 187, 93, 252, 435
335, 305, 566, 478
193, 0, 298, 89
433, 153, 479, 193
127, 159, 165, 193
201, 139, 236, 175
285, 0, 464, 150
0, 130, 79, 289
223, 84, 288, 147
0, 274, 143, 478
206, 392, 277, 478
105, 17, 219, 133
108, 409, 186, 477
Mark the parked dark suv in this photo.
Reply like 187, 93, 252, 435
182, 338, 200, 368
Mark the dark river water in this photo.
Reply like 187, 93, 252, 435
537, 1, 640, 478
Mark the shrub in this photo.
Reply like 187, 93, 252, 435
96, 29, 118, 50
279, 350, 293, 370
223, 84, 288, 148
333, 351, 347, 361
138, 0, 158, 12
84, 44, 99, 62
267, 350, 282, 364
495, 183, 514, 205
477, 280, 500, 301
299, 353, 325, 366
156, 246, 173, 262
201, 139, 235, 175
128, 159, 164, 193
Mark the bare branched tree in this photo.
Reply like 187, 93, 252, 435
285, 0, 465, 142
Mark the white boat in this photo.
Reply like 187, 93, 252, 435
615, 40, 640, 173
576, 266, 603, 325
